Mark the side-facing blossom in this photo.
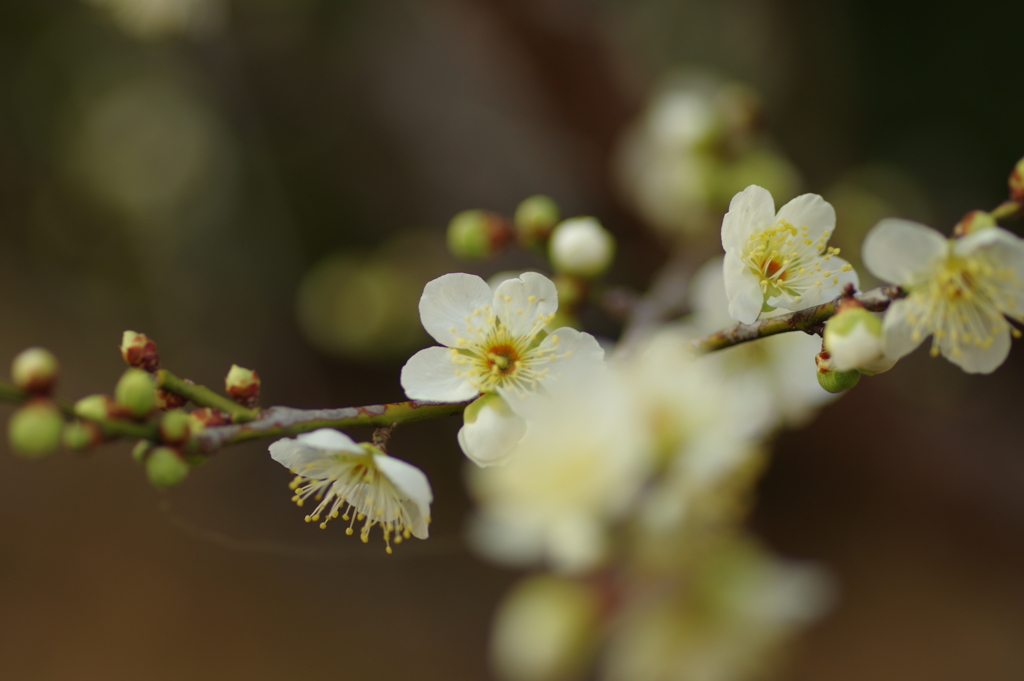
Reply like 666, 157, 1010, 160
722, 185, 858, 323
269, 429, 432, 552
401, 272, 604, 466
863, 218, 1024, 373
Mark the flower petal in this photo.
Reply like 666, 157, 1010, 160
941, 326, 1011, 374
881, 299, 925, 360
493, 272, 558, 338
296, 428, 362, 454
721, 185, 776, 251
775, 193, 835, 243
458, 400, 527, 467
863, 219, 947, 286
723, 252, 764, 324
373, 453, 433, 538
269, 437, 323, 470
419, 272, 494, 347
401, 346, 481, 402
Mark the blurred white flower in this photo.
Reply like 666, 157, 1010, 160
401, 272, 603, 405
864, 218, 1024, 373
269, 429, 432, 553
722, 185, 858, 323
602, 538, 833, 681
467, 367, 652, 573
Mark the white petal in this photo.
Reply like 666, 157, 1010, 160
943, 326, 1011, 374
881, 300, 925, 360
863, 219, 947, 286
493, 272, 558, 338
828, 323, 884, 371
418, 273, 494, 347
538, 327, 605, 369
296, 428, 361, 453
724, 252, 764, 324
721, 185, 776, 250
458, 401, 527, 467
269, 438, 323, 470
775, 193, 835, 242
373, 453, 433, 538
953, 225, 1024, 255
400, 346, 480, 402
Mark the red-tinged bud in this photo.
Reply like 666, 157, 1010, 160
120, 331, 159, 372
1010, 157, 1024, 202
446, 210, 514, 259
225, 364, 261, 408
188, 407, 230, 430
156, 388, 188, 410
952, 210, 995, 238
74, 394, 122, 421
11, 347, 59, 395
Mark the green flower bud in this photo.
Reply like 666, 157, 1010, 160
225, 364, 260, 408
115, 368, 157, 418
11, 347, 59, 394
62, 420, 101, 451
446, 209, 511, 259
514, 195, 561, 246
549, 217, 615, 278
1010, 156, 1024, 202
145, 446, 189, 489
8, 400, 64, 458
74, 394, 117, 421
159, 410, 191, 444
131, 439, 153, 464
120, 330, 159, 371
953, 210, 996, 238
816, 365, 861, 393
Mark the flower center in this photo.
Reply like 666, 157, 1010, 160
741, 220, 848, 304
486, 344, 520, 375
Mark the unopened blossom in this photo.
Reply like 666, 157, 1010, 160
401, 272, 603, 406
864, 218, 1024, 373
722, 185, 858, 323
458, 393, 527, 468
269, 429, 432, 553
822, 305, 893, 373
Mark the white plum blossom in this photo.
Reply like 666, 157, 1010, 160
402, 272, 602, 405
269, 429, 432, 553
863, 218, 1024, 373
467, 367, 652, 574
549, 217, 616, 278
722, 185, 858, 323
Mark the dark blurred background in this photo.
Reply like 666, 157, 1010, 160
1, 1, 1023, 679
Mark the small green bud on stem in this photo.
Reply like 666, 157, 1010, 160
63, 420, 102, 451
74, 394, 120, 421
11, 347, 59, 395
145, 446, 189, 489
159, 410, 191, 445
120, 331, 160, 372
514, 195, 561, 247
9, 399, 64, 458
446, 210, 513, 259
115, 368, 157, 419
953, 210, 995, 238
815, 350, 861, 393
131, 439, 153, 464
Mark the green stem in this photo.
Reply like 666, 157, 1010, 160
156, 370, 259, 422
194, 400, 470, 453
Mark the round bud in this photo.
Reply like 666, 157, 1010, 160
446, 210, 511, 259
159, 410, 191, 445
8, 400, 64, 458
11, 347, 59, 394
62, 420, 101, 450
114, 368, 157, 418
119, 331, 159, 372
145, 446, 189, 489
74, 394, 116, 421
816, 365, 861, 393
131, 439, 153, 464
514, 195, 561, 246
225, 364, 261, 408
548, 217, 615, 278
1010, 156, 1024, 202
823, 306, 885, 372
